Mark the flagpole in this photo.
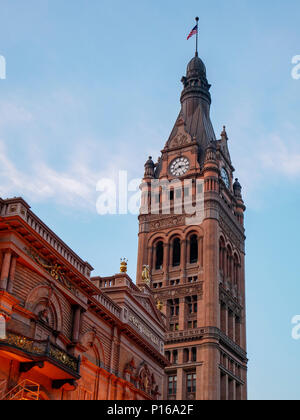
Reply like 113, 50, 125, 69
195, 17, 199, 56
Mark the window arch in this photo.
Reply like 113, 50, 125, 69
233, 253, 240, 289
226, 245, 233, 282
189, 235, 198, 264
155, 241, 164, 270
172, 238, 181, 267
219, 237, 226, 272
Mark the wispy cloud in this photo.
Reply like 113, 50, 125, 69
260, 133, 300, 177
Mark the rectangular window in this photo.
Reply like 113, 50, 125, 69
187, 373, 196, 393
168, 376, 177, 396
197, 184, 203, 194
176, 189, 182, 199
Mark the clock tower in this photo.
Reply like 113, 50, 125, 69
136, 51, 248, 400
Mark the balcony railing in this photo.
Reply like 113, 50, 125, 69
0, 332, 80, 377
1, 379, 40, 401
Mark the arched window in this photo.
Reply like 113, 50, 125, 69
155, 241, 164, 270
172, 238, 181, 267
233, 254, 239, 288
219, 238, 226, 272
227, 246, 233, 282
189, 235, 198, 264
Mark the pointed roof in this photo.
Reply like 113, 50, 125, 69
166, 54, 216, 162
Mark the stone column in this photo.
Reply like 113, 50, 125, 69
180, 239, 187, 283
198, 237, 203, 268
7, 254, 18, 294
228, 379, 236, 400
176, 368, 185, 400
163, 243, 169, 286
221, 304, 228, 335
0, 251, 12, 291
228, 310, 235, 342
199, 344, 220, 400
72, 306, 82, 343
220, 373, 228, 401
178, 348, 184, 365
179, 297, 186, 330
148, 246, 154, 270
235, 316, 241, 346
195, 365, 202, 400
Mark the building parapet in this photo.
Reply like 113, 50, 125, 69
0, 197, 93, 279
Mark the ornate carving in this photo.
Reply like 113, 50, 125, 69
137, 362, 160, 399
120, 258, 128, 273
167, 123, 194, 151
220, 286, 243, 316
154, 284, 203, 301
25, 247, 79, 296
170, 133, 191, 148
149, 215, 186, 232
142, 265, 151, 287
1, 332, 80, 374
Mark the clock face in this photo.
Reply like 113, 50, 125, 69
221, 168, 230, 188
170, 157, 190, 177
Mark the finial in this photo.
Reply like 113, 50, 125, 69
120, 258, 128, 273
144, 156, 155, 179
221, 125, 228, 141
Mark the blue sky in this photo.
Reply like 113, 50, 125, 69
0, 0, 300, 400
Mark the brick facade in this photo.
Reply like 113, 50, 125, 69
0, 197, 168, 400
136, 54, 248, 400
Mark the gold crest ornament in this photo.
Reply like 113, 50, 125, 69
120, 258, 128, 273
156, 301, 163, 311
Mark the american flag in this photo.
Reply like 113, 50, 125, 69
187, 24, 198, 40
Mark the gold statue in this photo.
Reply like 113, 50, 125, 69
142, 265, 151, 287
156, 300, 163, 311
120, 258, 128, 273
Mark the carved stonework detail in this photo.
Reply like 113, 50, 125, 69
25, 247, 79, 297
154, 284, 203, 301
219, 214, 244, 252
220, 287, 243, 316
149, 215, 186, 232
168, 124, 193, 151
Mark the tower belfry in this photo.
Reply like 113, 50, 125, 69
137, 46, 247, 400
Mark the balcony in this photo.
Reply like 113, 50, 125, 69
0, 332, 80, 384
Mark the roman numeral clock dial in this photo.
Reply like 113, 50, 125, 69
170, 157, 190, 177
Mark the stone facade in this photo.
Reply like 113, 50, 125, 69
0, 197, 168, 400
136, 55, 248, 400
